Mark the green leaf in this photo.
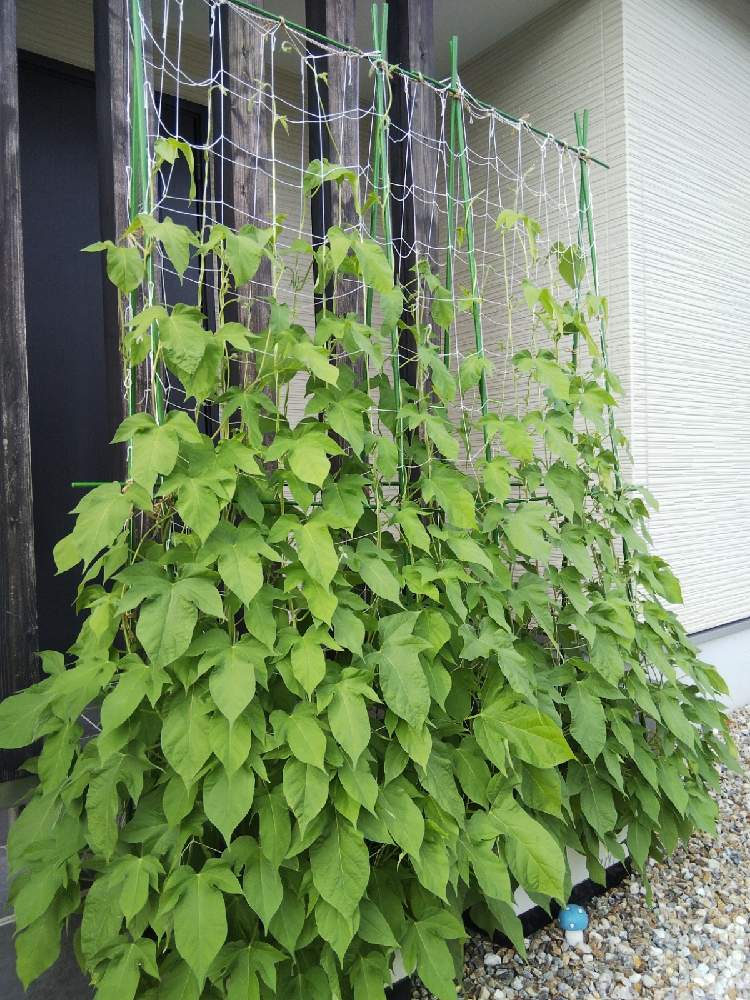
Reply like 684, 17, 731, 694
55, 482, 132, 571
544, 463, 586, 521
481, 700, 573, 768
118, 857, 156, 922
377, 637, 430, 730
356, 544, 402, 605
332, 606, 365, 658
566, 684, 606, 762
423, 464, 476, 530
329, 684, 370, 765
258, 789, 291, 866
106, 928, 147, 989
483, 457, 511, 503
283, 759, 329, 832
209, 641, 257, 723
395, 505, 431, 552
131, 424, 180, 493
376, 779, 424, 858
84, 241, 144, 293
288, 431, 332, 486
502, 503, 552, 562
101, 665, 149, 729
140, 214, 196, 278
224, 225, 272, 286
291, 632, 327, 696
459, 353, 492, 393
579, 772, 617, 837
161, 692, 212, 783
86, 763, 121, 859
557, 243, 586, 288
175, 479, 221, 542
497, 416, 534, 462
405, 922, 457, 1000
216, 539, 264, 605
352, 238, 394, 293
286, 707, 327, 770
520, 763, 563, 818
242, 840, 284, 929
295, 517, 339, 588
0, 685, 53, 749
358, 900, 399, 948
203, 764, 255, 844
137, 577, 223, 666
352, 954, 390, 1000
173, 872, 228, 987
81, 877, 123, 961
491, 793, 566, 900
311, 813, 370, 917
15, 907, 62, 990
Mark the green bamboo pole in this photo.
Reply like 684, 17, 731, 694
574, 110, 620, 484
570, 109, 590, 372
575, 109, 633, 599
450, 36, 492, 464
129, 0, 164, 429
224, 0, 608, 169
370, 3, 406, 497
441, 44, 458, 366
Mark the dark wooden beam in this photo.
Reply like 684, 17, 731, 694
305, 0, 364, 395
94, 0, 130, 476
388, 0, 436, 389
214, 1, 272, 382
304, 0, 333, 320
0, 0, 40, 780
319, 1, 362, 325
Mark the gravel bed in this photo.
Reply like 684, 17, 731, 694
411, 705, 750, 1000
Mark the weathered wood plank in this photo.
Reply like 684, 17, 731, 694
305, 0, 364, 402
388, 0, 436, 389
320, 1, 362, 326
94, 0, 130, 475
0, 0, 40, 780
214, 1, 272, 384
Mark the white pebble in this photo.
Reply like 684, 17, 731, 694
483, 952, 502, 968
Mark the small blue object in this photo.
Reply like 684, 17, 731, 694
558, 904, 589, 932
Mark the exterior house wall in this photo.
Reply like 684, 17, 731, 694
464, 0, 750, 649
459, 0, 631, 447
621, 0, 750, 634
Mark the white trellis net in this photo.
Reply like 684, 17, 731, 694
128, 0, 605, 487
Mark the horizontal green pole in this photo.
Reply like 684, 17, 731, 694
223, 0, 609, 170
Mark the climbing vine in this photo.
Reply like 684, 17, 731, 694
0, 170, 736, 1000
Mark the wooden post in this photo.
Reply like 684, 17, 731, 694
303, 0, 333, 321
214, 1, 272, 383
0, 0, 40, 781
305, 0, 365, 404
94, 0, 130, 476
388, 0, 436, 389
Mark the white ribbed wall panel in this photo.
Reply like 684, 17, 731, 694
459, 0, 632, 443
622, 0, 750, 631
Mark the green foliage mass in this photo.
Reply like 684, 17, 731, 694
0, 189, 736, 1000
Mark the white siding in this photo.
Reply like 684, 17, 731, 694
465, 0, 750, 634
459, 0, 632, 441
622, 0, 750, 631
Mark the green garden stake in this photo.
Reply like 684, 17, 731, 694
450, 35, 492, 464
575, 108, 632, 595
370, 3, 406, 498
129, 0, 165, 431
